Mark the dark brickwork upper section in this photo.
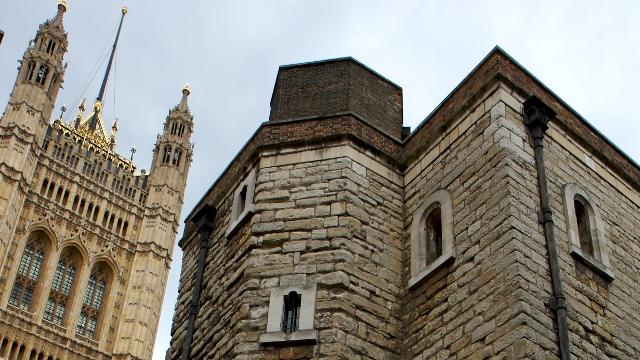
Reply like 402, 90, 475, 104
269, 58, 403, 139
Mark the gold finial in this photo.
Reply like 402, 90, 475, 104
183, 83, 192, 96
57, 0, 68, 12
122, 6, 128, 14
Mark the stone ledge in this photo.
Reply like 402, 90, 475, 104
259, 329, 318, 346
408, 251, 455, 289
570, 245, 615, 281
225, 205, 255, 239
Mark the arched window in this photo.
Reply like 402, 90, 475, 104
281, 291, 301, 334
46, 182, 55, 198
563, 184, 614, 281
162, 145, 172, 164
409, 189, 455, 288
122, 221, 129, 237
172, 148, 182, 166
574, 198, 593, 256
44, 248, 80, 326
35, 65, 49, 86
178, 123, 185, 137
170, 122, 177, 135
46, 39, 56, 54
55, 187, 63, 203
62, 190, 69, 206
77, 264, 110, 339
237, 185, 248, 216
423, 207, 443, 264
71, 195, 79, 211
40, 178, 49, 195
102, 211, 110, 227
24, 61, 36, 82
9, 232, 49, 311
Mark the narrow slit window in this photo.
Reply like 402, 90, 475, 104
281, 291, 301, 334
25, 61, 36, 82
424, 207, 443, 265
575, 199, 594, 257
237, 185, 247, 216
47, 182, 55, 198
71, 195, 79, 211
40, 178, 49, 195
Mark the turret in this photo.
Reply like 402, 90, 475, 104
113, 86, 194, 359
1, 0, 68, 138
147, 85, 194, 227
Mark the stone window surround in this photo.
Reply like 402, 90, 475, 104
409, 189, 455, 289
225, 167, 257, 238
259, 284, 318, 346
563, 183, 614, 281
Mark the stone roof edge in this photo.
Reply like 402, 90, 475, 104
405, 45, 640, 189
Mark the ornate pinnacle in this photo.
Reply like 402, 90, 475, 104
178, 83, 191, 111
53, 0, 68, 23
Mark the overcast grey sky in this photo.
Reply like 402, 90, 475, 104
1, 1, 639, 359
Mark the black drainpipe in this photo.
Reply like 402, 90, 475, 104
181, 204, 216, 360
523, 96, 570, 360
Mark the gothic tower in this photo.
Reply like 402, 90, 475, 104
0, 3, 194, 360
114, 86, 193, 358
0, 0, 68, 275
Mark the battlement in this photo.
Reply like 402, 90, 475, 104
269, 57, 403, 139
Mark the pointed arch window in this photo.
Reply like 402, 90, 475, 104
162, 145, 172, 164
409, 189, 455, 288
172, 148, 182, 166
77, 264, 110, 339
24, 62, 36, 83
35, 64, 49, 86
9, 232, 48, 311
563, 184, 614, 281
44, 248, 79, 326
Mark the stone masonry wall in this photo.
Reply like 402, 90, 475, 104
401, 85, 562, 359
169, 139, 406, 359
501, 95, 640, 358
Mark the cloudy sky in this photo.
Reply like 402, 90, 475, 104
1, 1, 639, 358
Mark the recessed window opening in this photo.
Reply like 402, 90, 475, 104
281, 291, 301, 334
40, 178, 49, 195
25, 62, 36, 82
71, 195, 79, 211
162, 145, 172, 164
424, 207, 443, 264
9, 233, 47, 311
102, 211, 109, 227
35, 65, 49, 86
575, 198, 594, 257
44, 248, 78, 326
47, 182, 55, 198
238, 185, 247, 216
55, 187, 63, 203
62, 190, 69, 206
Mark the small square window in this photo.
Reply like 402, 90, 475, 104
259, 284, 318, 346
225, 167, 257, 238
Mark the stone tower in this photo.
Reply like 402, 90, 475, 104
0, 0, 68, 269
114, 86, 193, 358
0, 3, 193, 360
167, 51, 640, 359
